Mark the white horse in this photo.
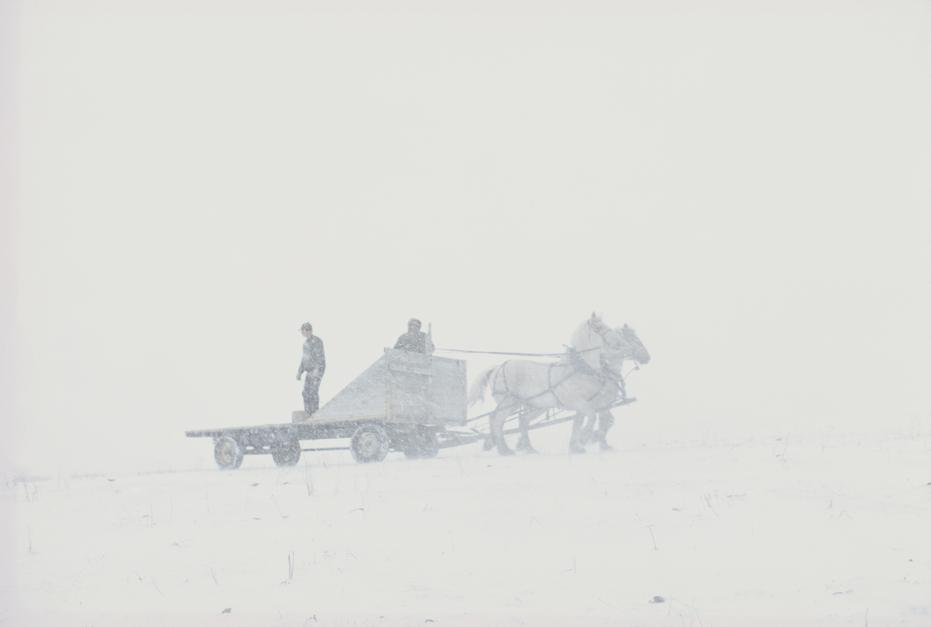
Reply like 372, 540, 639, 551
468, 314, 650, 455
569, 319, 651, 449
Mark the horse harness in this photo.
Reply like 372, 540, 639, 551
491, 352, 626, 411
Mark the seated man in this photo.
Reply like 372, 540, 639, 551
394, 318, 434, 354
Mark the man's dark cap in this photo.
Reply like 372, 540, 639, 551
408, 318, 422, 329
300, 322, 313, 332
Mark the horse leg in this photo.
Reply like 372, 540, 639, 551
596, 410, 616, 451
569, 412, 588, 454
481, 405, 497, 450
567, 411, 596, 446
515, 412, 535, 453
490, 404, 514, 456
579, 413, 597, 446
515, 408, 544, 454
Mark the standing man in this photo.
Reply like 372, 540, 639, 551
296, 322, 326, 415
393, 318, 434, 354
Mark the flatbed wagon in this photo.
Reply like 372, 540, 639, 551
186, 348, 472, 469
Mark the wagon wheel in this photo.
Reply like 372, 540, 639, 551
403, 428, 439, 459
271, 440, 301, 467
350, 424, 390, 463
214, 436, 244, 470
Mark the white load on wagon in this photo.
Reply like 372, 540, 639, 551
293, 348, 467, 427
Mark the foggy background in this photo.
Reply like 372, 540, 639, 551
2, 0, 929, 475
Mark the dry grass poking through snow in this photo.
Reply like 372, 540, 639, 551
3, 431, 930, 627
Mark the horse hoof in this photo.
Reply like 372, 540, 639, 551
516, 441, 538, 454
499, 448, 515, 456
599, 442, 615, 452
521, 447, 539, 455
482, 438, 494, 451
569, 445, 586, 455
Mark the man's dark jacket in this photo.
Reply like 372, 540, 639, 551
298, 336, 326, 378
394, 331, 433, 354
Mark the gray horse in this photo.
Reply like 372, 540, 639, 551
570, 318, 651, 450
468, 314, 650, 455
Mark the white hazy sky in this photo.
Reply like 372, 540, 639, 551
2, 0, 929, 474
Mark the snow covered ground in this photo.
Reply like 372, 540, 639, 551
3, 428, 930, 627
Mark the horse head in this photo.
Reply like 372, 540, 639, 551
587, 324, 648, 386
614, 324, 650, 365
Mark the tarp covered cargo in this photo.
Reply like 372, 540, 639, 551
296, 349, 467, 426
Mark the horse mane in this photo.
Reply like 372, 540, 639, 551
569, 313, 609, 371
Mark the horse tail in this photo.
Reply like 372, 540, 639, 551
468, 366, 497, 406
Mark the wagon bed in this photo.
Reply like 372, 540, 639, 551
186, 348, 469, 468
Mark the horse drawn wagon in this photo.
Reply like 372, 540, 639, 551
186, 315, 649, 469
